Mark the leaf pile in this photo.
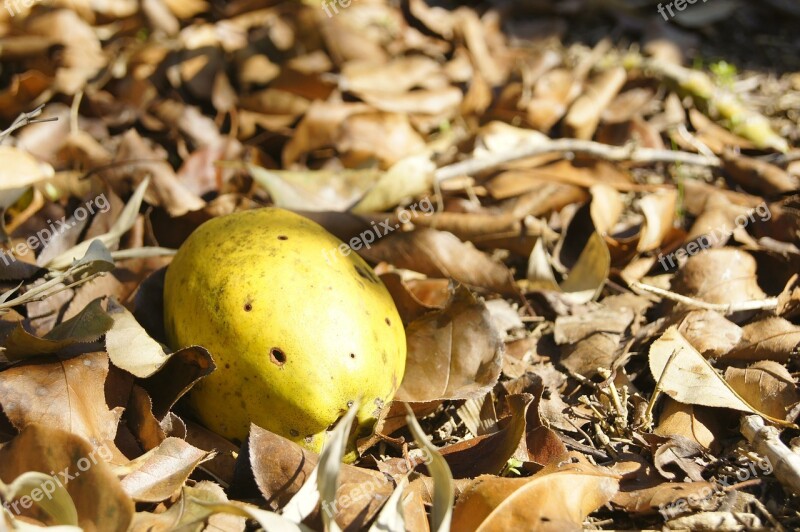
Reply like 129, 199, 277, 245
1, 0, 800, 530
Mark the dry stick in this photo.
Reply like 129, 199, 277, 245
432, 138, 722, 182
640, 348, 680, 430
740, 415, 800, 496
629, 280, 778, 314
0, 104, 57, 143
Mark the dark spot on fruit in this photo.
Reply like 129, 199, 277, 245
244, 302, 252, 312
225, 363, 230, 369
354, 264, 379, 284
350, 353, 356, 359
385, 317, 391, 326
381, 351, 387, 364
304, 435, 313, 444
290, 429, 299, 437
270, 348, 287, 366
278, 235, 288, 241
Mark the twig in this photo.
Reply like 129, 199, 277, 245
740, 415, 800, 496
629, 280, 778, 314
640, 348, 679, 430
0, 105, 58, 143
433, 138, 722, 182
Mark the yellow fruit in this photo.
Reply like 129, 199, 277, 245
163, 208, 406, 453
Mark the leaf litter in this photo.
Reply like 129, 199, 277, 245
0, 0, 799, 531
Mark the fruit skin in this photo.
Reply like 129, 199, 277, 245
163, 208, 406, 453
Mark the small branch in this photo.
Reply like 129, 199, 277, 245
0, 105, 58, 143
740, 415, 800, 495
629, 281, 778, 314
433, 138, 722, 182
640, 348, 679, 430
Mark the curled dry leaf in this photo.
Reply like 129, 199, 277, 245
0, 424, 133, 532
125, 384, 166, 452
652, 435, 706, 482
451, 459, 619, 532
637, 190, 678, 253
111, 130, 205, 217
140, 345, 216, 420
397, 286, 504, 402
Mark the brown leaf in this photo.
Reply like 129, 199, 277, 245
725, 361, 799, 421
337, 112, 426, 168
439, 394, 532, 478
130, 480, 246, 531
110, 130, 205, 217
451, 459, 619, 531
248, 424, 393, 530
140, 346, 216, 420
655, 399, 718, 450
675, 310, 742, 358
724, 317, 800, 362
379, 272, 443, 324
563, 67, 627, 140
397, 286, 504, 402
669, 249, 766, 313
648, 326, 794, 427
652, 435, 706, 481
119, 437, 213, 502
0, 424, 133, 531
613, 480, 717, 514
125, 384, 165, 452
0, 351, 122, 448
721, 150, 800, 195
362, 229, 516, 296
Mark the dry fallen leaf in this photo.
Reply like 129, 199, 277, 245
649, 326, 795, 427
451, 459, 619, 531
397, 286, 504, 402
